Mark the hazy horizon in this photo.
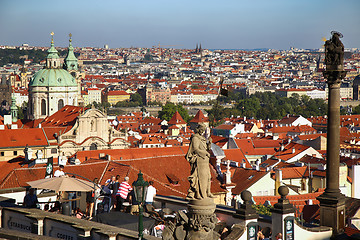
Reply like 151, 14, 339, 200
1, 0, 359, 50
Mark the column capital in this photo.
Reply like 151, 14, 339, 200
324, 70, 347, 87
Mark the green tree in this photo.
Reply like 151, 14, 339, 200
158, 102, 190, 122
208, 91, 328, 121
130, 93, 143, 106
252, 204, 273, 216
148, 101, 163, 106
353, 104, 360, 114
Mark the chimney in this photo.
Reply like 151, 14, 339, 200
292, 148, 295, 154
275, 169, 282, 196
225, 160, 231, 184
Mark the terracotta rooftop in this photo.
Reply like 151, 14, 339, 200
231, 168, 269, 195
41, 105, 88, 128
223, 149, 251, 168
0, 128, 48, 148
189, 110, 209, 123
168, 111, 186, 125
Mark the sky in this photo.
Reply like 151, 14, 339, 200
0, 0, 359, 50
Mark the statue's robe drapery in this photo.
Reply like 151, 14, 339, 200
185, 133, 211, 200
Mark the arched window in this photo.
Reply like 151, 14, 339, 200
90, 143, 97, 150
58, 99, 64, 111
41, 99, 46, 115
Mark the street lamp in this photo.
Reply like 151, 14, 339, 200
133, 171, 149, 239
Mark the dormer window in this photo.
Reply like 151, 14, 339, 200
166, 173, 180, 186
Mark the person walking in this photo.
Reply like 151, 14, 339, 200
116, 176, 132, 211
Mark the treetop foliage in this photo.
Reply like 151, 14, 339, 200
208, 91, 328, 126
158, 102, 190, 122
0, 48, 70, 66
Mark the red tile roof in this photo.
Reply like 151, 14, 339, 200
231, 168, 269, 195
41, 106, 88, 128
223, 149, 251, 168
107, 90, 130, 96
189, 110, 209, 123
74, 146, 188, 162
168, 111, 186, 125
0, 128, 48, 148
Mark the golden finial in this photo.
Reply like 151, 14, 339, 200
69, 33, 72, 42
50, 32, 54, 44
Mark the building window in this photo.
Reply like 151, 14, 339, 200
0, 152, 4, 156
51, 148, 57, 154
13, 151, 17, 156
90, 143, 97, 150
41, 99, 46, 115
58, 99, 64, 111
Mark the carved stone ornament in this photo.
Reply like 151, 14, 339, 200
324, 31, 344, 68
323, 70, 347, 87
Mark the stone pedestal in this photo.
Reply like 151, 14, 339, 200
233, 190, 258, 225
317, 66, 347, 234
317, 192, 345, 233
187, 198, 217, 240
271, 186, 295, 239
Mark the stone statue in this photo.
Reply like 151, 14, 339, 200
324, 31, 344, 67
185, 123, 214, 200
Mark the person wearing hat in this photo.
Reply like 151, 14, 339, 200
115, 176, 132, 211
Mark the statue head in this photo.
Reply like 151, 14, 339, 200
196, 123, 206, 135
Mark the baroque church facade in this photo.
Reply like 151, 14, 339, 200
22, 34, 129, 160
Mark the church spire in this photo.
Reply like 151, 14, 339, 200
46, 32, 60, 69
64, 33, 78, 71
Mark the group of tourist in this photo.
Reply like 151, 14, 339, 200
23, 165, 157, 220
101, 175, 157, 214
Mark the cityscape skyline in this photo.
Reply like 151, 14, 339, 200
1, 0, 360, 50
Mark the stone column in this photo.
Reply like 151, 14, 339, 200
317, 31, 347, 234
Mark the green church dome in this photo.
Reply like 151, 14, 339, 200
29, 68, 77, 87
29, 33, 78, 88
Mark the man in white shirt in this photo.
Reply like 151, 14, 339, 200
145, 181, 156, 205
54, 165, 65, 177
